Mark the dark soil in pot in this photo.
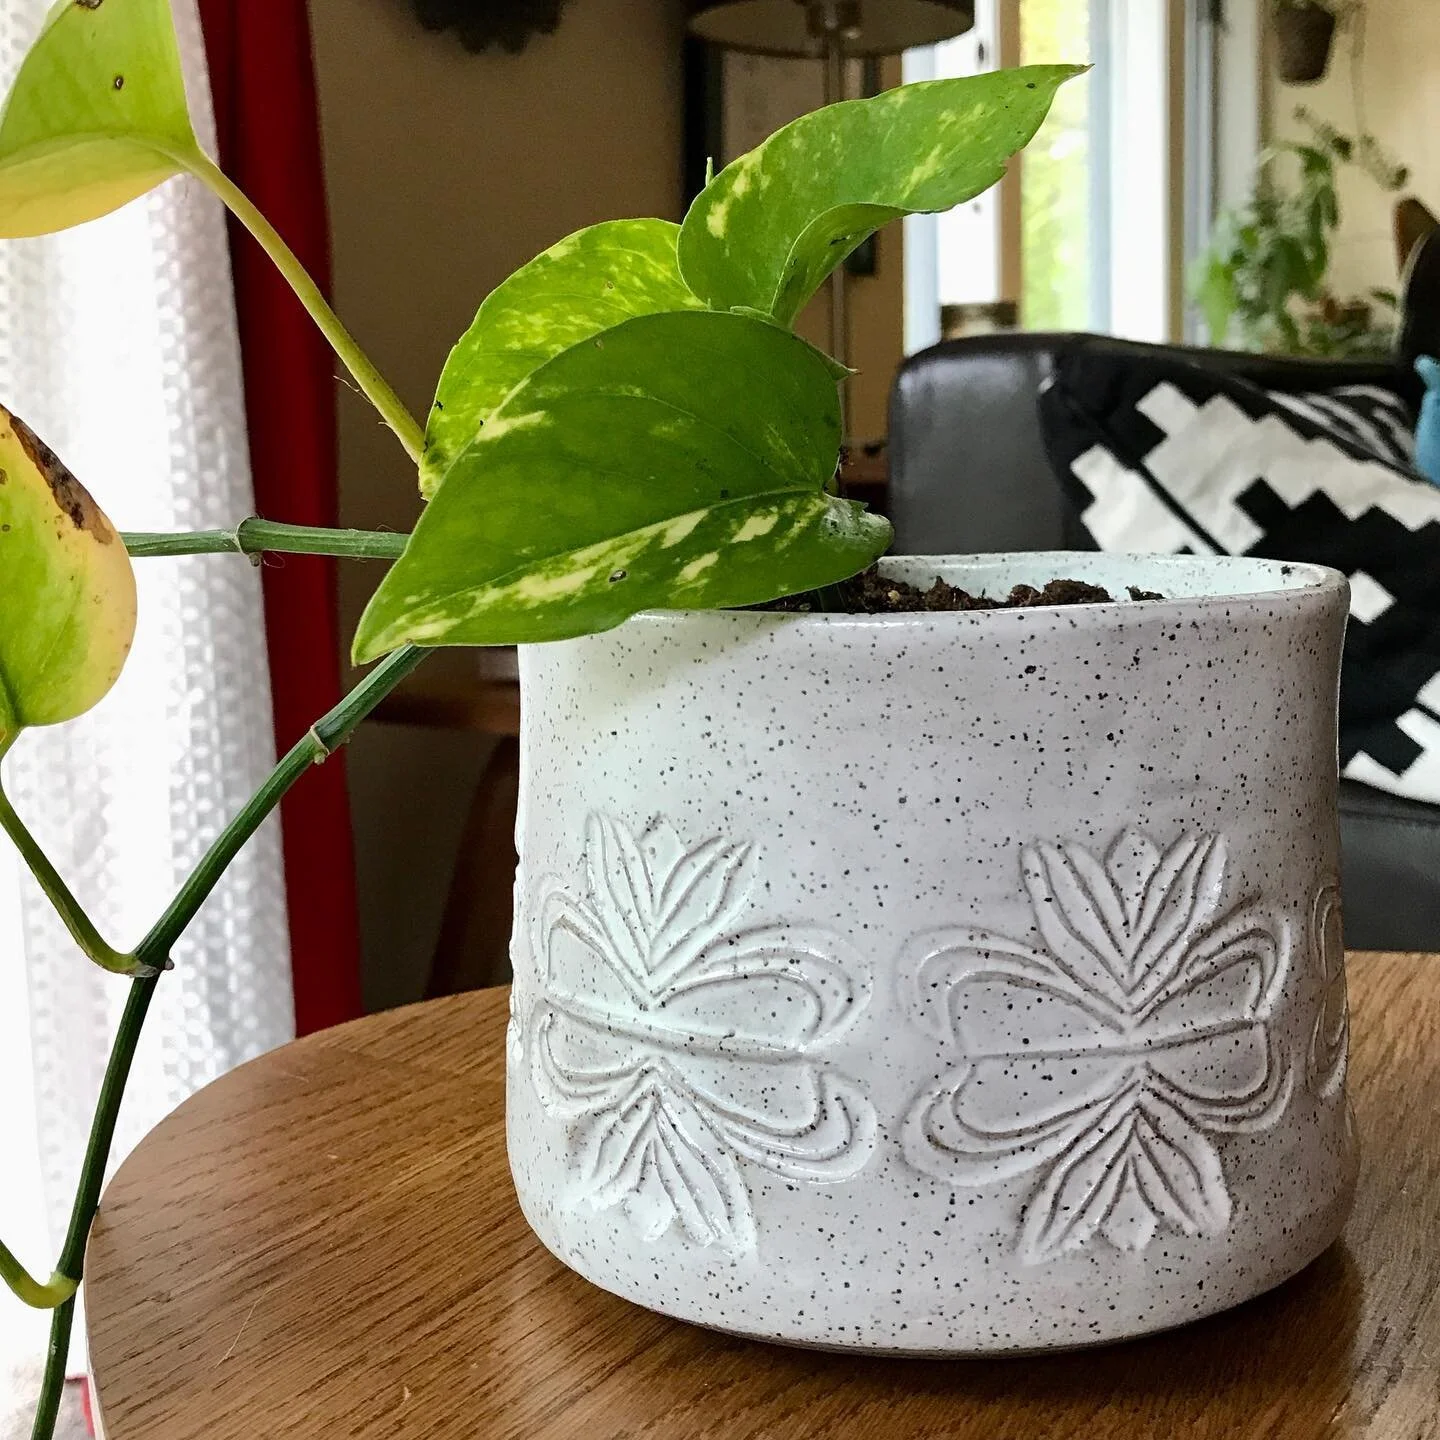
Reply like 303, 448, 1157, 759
765, 565, 1164, 615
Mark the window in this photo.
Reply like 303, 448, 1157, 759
1020, 0, 1093, 330
906, 0, 1212, 351
902, 2, 1001, 353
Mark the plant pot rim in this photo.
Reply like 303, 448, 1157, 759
625, 552, 1347, 633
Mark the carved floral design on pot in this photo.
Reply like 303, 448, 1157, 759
902, 830, 1291, 1263
1306, 882, 1348, 1101
525, 814, 876, 1256
506, 983, 524, 1068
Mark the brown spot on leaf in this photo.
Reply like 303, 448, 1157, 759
9, 412, 115, 542
75, 0, 105, 9
113, 75, 125, 91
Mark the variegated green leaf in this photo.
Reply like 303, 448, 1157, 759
679, 65, 1083, 323
420, 219, 706, 497
0, 0, 203, 238
0, 406, 137, 743
353, 310, 889, 658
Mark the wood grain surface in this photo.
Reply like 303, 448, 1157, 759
86, 952, 1440, 1440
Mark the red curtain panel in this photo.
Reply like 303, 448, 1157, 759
197, 0, 365, 1033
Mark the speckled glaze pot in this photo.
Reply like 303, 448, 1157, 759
506, 553, 1357, 1354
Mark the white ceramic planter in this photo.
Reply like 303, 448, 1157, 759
506, 553, 1357, 1354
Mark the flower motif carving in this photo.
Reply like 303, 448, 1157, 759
1306, 882, 1348, 1101
902, 829, 1291, 1264
524, 814, 876, 1256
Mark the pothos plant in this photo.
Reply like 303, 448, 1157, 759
1192, 105, 1408, 358
0, 0, 1075, 1432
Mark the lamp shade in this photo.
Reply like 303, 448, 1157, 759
687, 0, 974, 58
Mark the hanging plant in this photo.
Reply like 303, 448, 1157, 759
1272, 0, 1356, 85
410, 0, 570, 54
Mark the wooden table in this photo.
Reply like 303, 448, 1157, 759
86, 953, 1440, 1440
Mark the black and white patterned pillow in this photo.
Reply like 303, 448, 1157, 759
1267, 385, 1416, 468
1039, 348, 1440, 806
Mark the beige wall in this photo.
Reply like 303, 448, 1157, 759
834, 226, 905, 443
1267, 0, 1440, 298
310, 0, 688, 1010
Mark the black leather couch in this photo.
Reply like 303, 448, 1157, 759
887, 240, 1440, 951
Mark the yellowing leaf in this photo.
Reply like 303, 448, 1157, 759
0, 406, 136, 742
0, 0, 201, 238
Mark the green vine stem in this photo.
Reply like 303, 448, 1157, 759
122, 519, 408, 562
174, 149, 426, 466
141, 642, 425, 957
25, 642, 427, 1439
28, 980, 150, 1440
0, 788, 148, 978
0, 1244, 75, 1311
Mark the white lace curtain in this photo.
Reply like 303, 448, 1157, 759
0, 0, 294, 1400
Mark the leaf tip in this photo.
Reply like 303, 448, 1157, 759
349, 624, 390, 668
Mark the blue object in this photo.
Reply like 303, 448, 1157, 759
1416, 356, 1440, 485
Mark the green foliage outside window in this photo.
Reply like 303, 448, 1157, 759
1020, 0, 1092, 331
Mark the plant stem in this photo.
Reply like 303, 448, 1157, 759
28, 1301, 72, 1440
0, 790, 145, 977
29, 979, 152, 1440
0, 1242, 75, 1311
177, 150, 425, 466
122, 519, 409, 562
26, 643, 427, 1440
141, 644, 426, 959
